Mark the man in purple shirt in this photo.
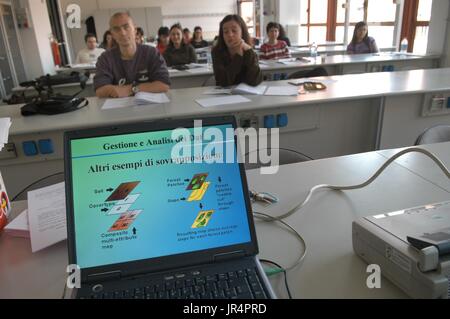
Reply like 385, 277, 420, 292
94, 12, 170, 98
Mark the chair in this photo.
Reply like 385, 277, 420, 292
414, 125, 450, 145
244, 147, 313, 170
287, 67, 328, 80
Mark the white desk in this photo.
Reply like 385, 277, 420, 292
12, 52, 439, 96
0, 142, 448, 298
1, 68, 450, 196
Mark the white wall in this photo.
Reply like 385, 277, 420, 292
17, 0, 55, 79
276, 0, 301, 45
427, 0, 450, 55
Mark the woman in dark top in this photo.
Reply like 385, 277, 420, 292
163, 23, 197, 66
191, 26, 209, 49
277, 23, 291, 47
163, 24, 197, 66
99, 30, 117, 50
347, 21, 379, 54
211, 14, 262, 87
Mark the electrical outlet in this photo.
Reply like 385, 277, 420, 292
239, 115, 259, 129
0, 143, 17, 160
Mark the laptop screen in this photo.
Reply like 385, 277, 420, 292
69, 123, 252, 269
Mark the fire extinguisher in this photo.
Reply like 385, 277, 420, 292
50, 35, 62, 67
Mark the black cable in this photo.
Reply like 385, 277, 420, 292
11, 172, 64, 202
260, 259, 293, 299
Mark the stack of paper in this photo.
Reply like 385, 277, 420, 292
0, 117, 11, 152
102, 92, 170, 110
4, 209, 29, 238
232, 83, 267, 95
203, 87, 233, 95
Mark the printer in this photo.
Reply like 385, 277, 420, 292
353, 200, 450, 299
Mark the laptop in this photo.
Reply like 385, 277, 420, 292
64, 115, 276, 299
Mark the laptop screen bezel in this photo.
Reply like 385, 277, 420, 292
64, 115, 259, 282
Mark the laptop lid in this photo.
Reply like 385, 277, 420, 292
64, 116, 258, 283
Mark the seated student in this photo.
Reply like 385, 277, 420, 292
75, 33, 105, 64
163, 23, 197, 67
259, 22, 291, 60
191, 26, 209, 49
277, 24, 291, 47
183, 28, 192, 45
99, 30, 117, 50
156, 26, 170, 54
94, 12, 170, 98
135, 27, 145, 45
211, 14, 262, 87
347, 21, 379, 54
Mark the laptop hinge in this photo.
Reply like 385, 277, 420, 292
213, 250, 246, 262
87, 270, 122, 283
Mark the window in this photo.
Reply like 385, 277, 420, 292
238, 0, 254, 36
300, 0, 398, 47
400, 0, 432, 53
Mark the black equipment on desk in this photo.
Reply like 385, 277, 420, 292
17, 72, 89, 116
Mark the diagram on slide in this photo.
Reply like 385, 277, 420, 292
191, 210, 214, 228
186, 173, 210, 202
103, 181, 143, 232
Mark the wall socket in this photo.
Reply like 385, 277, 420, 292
239, 115, 259, 129
422, 93, 450, 117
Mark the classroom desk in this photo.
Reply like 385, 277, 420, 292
12, 52, 439, 96
0, 142, 448, 298
287, 45, 396, 58
1, 68, 450, 196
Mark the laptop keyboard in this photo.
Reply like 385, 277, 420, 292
81, 267, 267, 299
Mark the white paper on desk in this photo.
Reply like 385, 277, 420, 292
168, 68, 180, 73
101, 97, 136, 110
27, 182, 66, 253
134, 92, 170, 105
0, 117, 11, 151
185, 67, 210, 73
196, 95, 251, 108
288, 78, 337, 85
4, 209, 29, 238
265, 86, 299, 96
202, 87, 232, 95
232, 83, 267, 95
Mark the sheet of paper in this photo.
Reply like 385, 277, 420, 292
195, 95, 251, 108
265, 86, 299, 96
101, 97, 136, 110
232, 83, 267, 95
288, 78, 337, 85
202, 88, 232, 95
27, 182, 66, 253
168, 69, 180, 74
135, 92, 170, 104
0, 117, 11, 151
186, 67, 210, 74
4, 209, 29, 237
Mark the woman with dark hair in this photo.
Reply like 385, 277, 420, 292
163, 23, 197, 66
99, 30, 116, 50
135, 27, 145, 44
277, 23, 291, 47
347, 21, 379, 54
260, 22, 291, 60
191, 26, 209, 49
211, 14, 262, 87
157, 26, 170, 54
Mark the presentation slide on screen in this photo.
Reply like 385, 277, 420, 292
70, 125, 251, 269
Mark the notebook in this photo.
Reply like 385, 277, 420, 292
64, 116, 276, 299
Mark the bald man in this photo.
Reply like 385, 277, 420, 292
94, 12, 170, 98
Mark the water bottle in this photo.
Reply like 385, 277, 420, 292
310, 42, 318, 59
400, 38, 408, 53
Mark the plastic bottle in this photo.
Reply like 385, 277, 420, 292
400, 38, 408, 53
310, 42, 318, 59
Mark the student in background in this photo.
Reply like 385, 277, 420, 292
347, 21, 379, 54
94, 12, 170, 98
260, 22, 291, 60
135, 27, 145, 45
157, 26, 170, 54
211, 14, 262, 87
75, 33, 105, 64
277, 24, 291, 47
183, 28, 192, 45
99, 30, 117, 50
191, 26, 209, 49
163, 23, 197, 66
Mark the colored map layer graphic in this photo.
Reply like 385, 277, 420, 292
191, 210, 214, 228
187, 182, 210, 202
